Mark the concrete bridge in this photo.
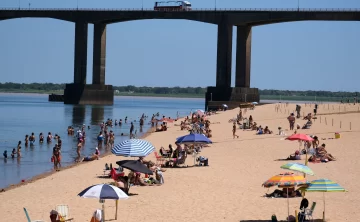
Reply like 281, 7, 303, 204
1, 8, 359, 107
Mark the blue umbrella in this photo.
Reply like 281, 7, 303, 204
176, 133, 212, 144
112, 139, 155, 157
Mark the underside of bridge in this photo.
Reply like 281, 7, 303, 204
64, 20, 259, 107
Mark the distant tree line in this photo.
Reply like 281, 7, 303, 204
0, 82, 358, 98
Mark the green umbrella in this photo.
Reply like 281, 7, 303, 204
280, 162, 315, 176
300, 179, 347, 221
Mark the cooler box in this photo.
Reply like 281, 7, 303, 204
335, 132, 340, 139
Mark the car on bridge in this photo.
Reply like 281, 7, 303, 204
154, 1, 192, 11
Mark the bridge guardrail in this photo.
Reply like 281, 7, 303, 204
1, 8, 360, 12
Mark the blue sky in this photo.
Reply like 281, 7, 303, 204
0, 0, 359, 92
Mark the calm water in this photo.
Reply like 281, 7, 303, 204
0, 94, 204, 189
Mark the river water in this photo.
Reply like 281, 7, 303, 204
0, 94, 204, 189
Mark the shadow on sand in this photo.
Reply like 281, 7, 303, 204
240, 220, 323, 222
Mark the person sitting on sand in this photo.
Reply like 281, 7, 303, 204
81, 154, 99, 162
266, 187, 301, 198
251, 122, 258, 131
256, 126, 264, 135
286, 150, 301, 160
264, 126, 273, 134
316, 144, 336, 161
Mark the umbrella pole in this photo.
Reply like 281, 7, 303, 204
102, 202, 105, 222
287, 188, 290, 222
323, 192, 326, 222
115, 200, 118, 220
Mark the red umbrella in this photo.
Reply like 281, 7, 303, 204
286, 134, 313, 141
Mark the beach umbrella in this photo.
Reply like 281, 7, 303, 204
286, 134, 314, 170
263, 172, 309, 221
116, 160, 153, 175
252, 102, 258, 105
286, 134, 314, 142
222, 104, 228, 107
78, 184, 129, 222
195, 109, 205, 116
263, 172, 309, 188
280, 162, 315, 176
112, 139, 155, 157
299, 179, 347, 222
175, 133, 212, 145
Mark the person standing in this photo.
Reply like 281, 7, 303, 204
232, 122, 239, 139
287, 113, 296, 130
130, 122, 134, 139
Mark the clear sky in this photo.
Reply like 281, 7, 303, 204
0, 0, 359, 91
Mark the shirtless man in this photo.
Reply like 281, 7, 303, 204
287, 113, 296, 130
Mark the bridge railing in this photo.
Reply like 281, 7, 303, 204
1, 8, 360, 12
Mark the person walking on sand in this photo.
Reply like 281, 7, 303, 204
232, 122, 239, 139
287, 113, 296, 130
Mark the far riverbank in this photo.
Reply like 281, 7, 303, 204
0, 90, 344, 102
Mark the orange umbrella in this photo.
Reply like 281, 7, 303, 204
263, 172, 309, 221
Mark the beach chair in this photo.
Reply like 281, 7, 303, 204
56, 204, 74, 221
299, 202, 316, 222
154, 152, 165, 165
23, 208, 45, 222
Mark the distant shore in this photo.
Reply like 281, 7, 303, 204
0, 90, 344, 102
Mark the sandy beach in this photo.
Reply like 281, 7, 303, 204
0, 102, 359, 222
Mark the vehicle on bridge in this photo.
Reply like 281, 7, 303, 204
154, 1, 192, 11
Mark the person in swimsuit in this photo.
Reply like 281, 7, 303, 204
287, 113, 296, 130
57, 136, 62, 149
47, 132, 53, 143
29, 132, 35, 146
25, 135, 29, 147
39, 132, 44, 143
17, 141, 22, 157
232, 122, 239, 139
52, 145, 61, 171
11, 148, 16, 158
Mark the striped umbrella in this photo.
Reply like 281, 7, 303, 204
263, 172, 309, 188
263, 172, 309, 221
300, 179, 347, 221
280, 162, 315, 176
112, 139, 155, 157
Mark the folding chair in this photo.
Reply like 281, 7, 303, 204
299, 202, 316, 222
23, 208, 45, 222
56, 204, 74, 221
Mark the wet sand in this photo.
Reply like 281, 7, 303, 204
0, 103, 359, 221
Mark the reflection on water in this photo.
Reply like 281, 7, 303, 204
0, 94, 204, 189
91, 106, 105, 125
71, 106, 86, 127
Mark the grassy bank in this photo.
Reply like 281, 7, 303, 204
0, 90, 344, 102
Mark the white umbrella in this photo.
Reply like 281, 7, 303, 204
112, 139, 155, 157
78, 184, 129, 222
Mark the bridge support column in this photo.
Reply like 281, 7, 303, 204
64, 22, 113, 105
235, 26, 251, 88
216, 22, 232, 88
205, 25, 259, 111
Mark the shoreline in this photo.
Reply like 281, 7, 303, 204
1, 126, 154, 192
